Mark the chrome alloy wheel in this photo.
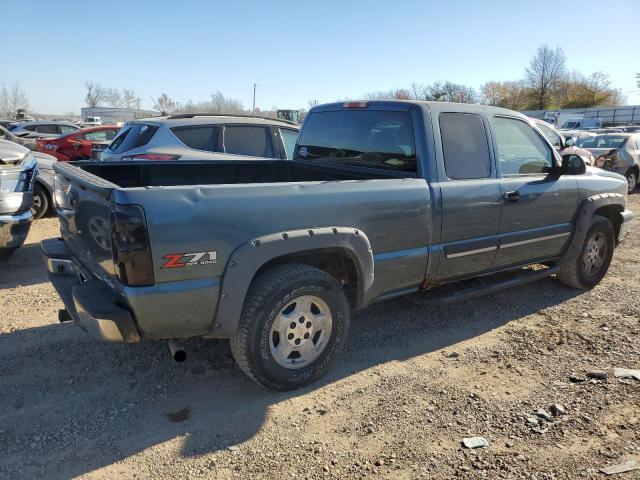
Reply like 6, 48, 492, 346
627, 172, 637, 193
269, 295, 333, 369
582, 232, 607, 277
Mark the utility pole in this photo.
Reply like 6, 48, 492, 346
252, 83, 257, 116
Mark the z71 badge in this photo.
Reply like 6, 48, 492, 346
161, 251, 217, 268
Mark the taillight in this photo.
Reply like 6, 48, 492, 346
110, 204, 154, 286
342, 101, 369, 109
121, 154, 180, 161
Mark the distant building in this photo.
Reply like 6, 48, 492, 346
80, 106, 160, 124
522, 105, 640, 128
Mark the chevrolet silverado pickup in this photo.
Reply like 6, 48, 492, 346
42, 101, 633, 390
1, 140, 37, 261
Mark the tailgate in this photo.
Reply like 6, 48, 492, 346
53, 161, 118, 286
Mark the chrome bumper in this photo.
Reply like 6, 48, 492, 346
618, 209, 633, 242
0, 210, 32, 249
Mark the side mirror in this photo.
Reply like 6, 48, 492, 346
561, 154, 586, 175
72, 142, 82, 150
564, 136, 575, 147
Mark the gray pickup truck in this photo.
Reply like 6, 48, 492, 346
42, 100, 633, 390
1, 140, 37, 261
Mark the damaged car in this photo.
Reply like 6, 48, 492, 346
0, 140, 37, 261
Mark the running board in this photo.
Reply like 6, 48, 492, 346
417, 264, 560, 306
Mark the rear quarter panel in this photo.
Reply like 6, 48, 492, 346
113, 178, 432, 301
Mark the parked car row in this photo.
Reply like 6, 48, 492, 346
36, 125, 120, 162
532, 119, 640, 193
576, 133, 640, 193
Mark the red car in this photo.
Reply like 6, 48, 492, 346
36, 125, 120, 161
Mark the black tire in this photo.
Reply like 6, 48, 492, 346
557, 215, 615, 290
625, 168, 638, 194
230, 263, 350, 390
31, 184, 49, 220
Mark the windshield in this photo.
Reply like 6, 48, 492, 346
295, 109, 416, 172
577, 135, 628, 149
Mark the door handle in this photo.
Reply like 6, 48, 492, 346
503, 190, 520, 202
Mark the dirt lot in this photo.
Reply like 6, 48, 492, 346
1, 198, 639, 480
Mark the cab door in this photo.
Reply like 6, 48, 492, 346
433, 108, 502, 281
491, 116, 578, 268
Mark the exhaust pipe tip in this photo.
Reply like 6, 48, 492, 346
58, 309, 72, 323
168, 339, 187, 363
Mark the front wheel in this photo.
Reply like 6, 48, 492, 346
557, 215, 615, 289
625, 169, 638, 194
230, 263, 350, 390
31, 184, 49, 220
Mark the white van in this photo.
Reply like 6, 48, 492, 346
559, 117, 602, 130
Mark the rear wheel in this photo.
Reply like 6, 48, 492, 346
557, 215, 614, 289
230, 263, 350, 390
31, 184, 49, 219
625, 168, 638, 194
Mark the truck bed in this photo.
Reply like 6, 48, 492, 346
74, 159, 403, 188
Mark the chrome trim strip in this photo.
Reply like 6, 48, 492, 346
0, 210, 32, 222
446, 245, 497, 259
500, 232, 570, 249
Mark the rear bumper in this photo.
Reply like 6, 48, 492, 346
0, 210, 32, 250
41, 238, 140, 343
618, 209, 633, 242
42, 237, 221, 341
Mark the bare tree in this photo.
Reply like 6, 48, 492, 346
424, 81, 477, 103
525, 45, 566, 110
410, 82, 428, 100
308, 99, 319, 108
105, 88, 122, 107
480, 80, 530, 110
0, 82, 29, 117
84, 81, 106, 108
122, 89, 137, 109
208, 91, 244, 114
152, 93, 177, 113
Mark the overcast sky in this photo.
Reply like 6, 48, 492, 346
2, 0, 638, 114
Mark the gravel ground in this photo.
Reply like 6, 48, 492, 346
1, 197, 639, 480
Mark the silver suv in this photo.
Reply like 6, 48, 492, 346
8, 121, 80, 139
101, 114, 300, 162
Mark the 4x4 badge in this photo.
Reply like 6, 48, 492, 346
161, 251, 217, 268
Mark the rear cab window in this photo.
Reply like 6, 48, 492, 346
295, 109, 416, 172
439, 113, 491, 179
108, 123, 158, 153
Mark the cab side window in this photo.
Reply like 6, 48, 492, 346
494, 117, 554, 175
537, 123, 562, 148
439, 113, 491, 179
